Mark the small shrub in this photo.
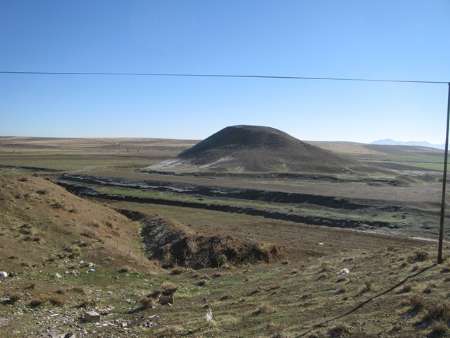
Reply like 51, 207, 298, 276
138, 297, 154, 310
48, 296, 65, 306
23, 283, 35, 290
408, 251, 429, 263
429, 322, 448, 338
327, 324, 350, 338
70, 287, 85, 294
320, 262, 331, 273
359, 281, 372, 294
252, 303, 275, 316
212, 271, 223, 278
50, 202, 64, 209
170, 267, 184, 275
397, 285, 412, 294
423, 286, 433, 294
408, 295, 425, 312
117, 266, 130, 273
29, 298, 45, 308
1, 294, 20, 305
147, 290, 161, 299
196, 279, 207, 287
216, 254, 227, 267
335, 287, 346, 295
440, 267, 450, 273
423, 303, 450, 323
161, 281, 177, 295
88, 221, 100, 228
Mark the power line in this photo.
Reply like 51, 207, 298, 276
0, 70, 448, 85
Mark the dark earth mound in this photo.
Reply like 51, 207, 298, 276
176, 125, 354, 173
132, 214, 280, 269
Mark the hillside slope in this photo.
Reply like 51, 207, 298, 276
0, 174, 152, 272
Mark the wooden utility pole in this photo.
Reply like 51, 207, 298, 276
437, 82, 450, 264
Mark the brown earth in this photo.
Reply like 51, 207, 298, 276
0, 174, 153, 272
117, 209, 281, 269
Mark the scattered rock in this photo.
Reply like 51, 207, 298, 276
80, 310, 101, 323
205, 307, 214, 322
159, 294, 173, 306
196, 279, 207, 287
338, 268, 350, 276
0, 271, 8, 279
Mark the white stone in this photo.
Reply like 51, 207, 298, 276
205, 308, 213, 322
81, 310, 100, 323
0, 271, 8, 279
338, 268, 350, 276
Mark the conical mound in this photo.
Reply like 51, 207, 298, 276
152, 125, 354, 173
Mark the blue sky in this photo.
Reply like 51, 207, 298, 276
1, 0, 449, 142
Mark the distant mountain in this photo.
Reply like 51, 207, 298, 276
371, 139, 444, 150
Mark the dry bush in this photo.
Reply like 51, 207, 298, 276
48, 296, 65, 306
159, 294, 174, 305
335, 287, 346, 295
440, 266, 450, 273
147, 290, 161, 299
319, 262, 331, 273
69, 287, 85, 294
252, 303, 275, 316
428, 322, 448, 338
359, 281, 372, 295
138, 297, 154, 310
397, 284, 412, 294
153, 325, 185, 337
117, 266, 130, 273
1, 294, 20, 305
50, 202, 64, 209
423, 303, 450, 323
170, 267, 184, 275
408, 295, 425, 312
327, 324, 350, 337
408, 251, 429, 263
196, 279, 207, 287
28, 298, 45, 308
89, 221, 101, 228
161, 281, 177, 295
212, 271, 223, 278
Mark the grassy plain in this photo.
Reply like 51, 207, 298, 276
1, 137, 449, 337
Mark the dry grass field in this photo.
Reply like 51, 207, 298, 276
0, 137, 449, 337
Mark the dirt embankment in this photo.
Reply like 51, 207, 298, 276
0, 175, 152, 272
60, 181, 395, 230
59, 174, 370, 210
117, 209, 281, 269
